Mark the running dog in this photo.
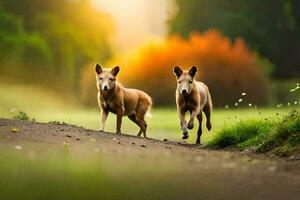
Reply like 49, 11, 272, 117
173, 66, 212, 144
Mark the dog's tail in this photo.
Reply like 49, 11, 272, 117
146, 107, 152, 118
144, 94, 153, 118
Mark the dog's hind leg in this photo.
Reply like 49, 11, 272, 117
196, 112, 203, 144
203, 105, 212, 131
136, 104, 149, 138
204, 91, 212, 131
136, 114, 147, 138
128, 114, 143, 137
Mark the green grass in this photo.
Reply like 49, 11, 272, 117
0, 82, 295, 144
12, 111, 30, 120
257, 110, 300, 156
0, 83, 299, 199
207, 119, 274, 149
208, 110, 300, 156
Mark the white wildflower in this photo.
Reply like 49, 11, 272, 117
14, 145, 22, 150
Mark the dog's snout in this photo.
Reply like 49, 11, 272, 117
103, 85, 108, 91
182, 89, 187, 95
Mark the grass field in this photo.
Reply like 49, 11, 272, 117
1, 83, 300, 200
0, 83, 296, 144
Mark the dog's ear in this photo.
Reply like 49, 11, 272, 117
173, 66, 183, 78
188, 66, 198, 77
95, 64, 102, 74
111, 66, 120, 77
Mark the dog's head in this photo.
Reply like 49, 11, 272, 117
173, 66, 198, 96
95, 64, 120, 92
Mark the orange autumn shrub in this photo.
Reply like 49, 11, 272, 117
120, 30, 269, 106
80, 29, 269, 107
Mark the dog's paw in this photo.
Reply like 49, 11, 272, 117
182, 132, 189, 140
187, 121, 194, 130
196, 138, 201, 144
206, 122, 212, 131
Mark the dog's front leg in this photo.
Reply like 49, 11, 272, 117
187, 109, 200, 130
100, 110, 109, 131
178, 110, 188, 139
116, 108, 124, 134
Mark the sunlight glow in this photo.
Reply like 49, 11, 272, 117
93, 0, 177, 52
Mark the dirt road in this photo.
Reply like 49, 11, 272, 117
0, 118, 299, 200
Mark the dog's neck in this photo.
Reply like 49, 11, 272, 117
100, 82, 118, 101
181, 82, 196, 103
183, 94, 189, 103
180, 83, 196, 105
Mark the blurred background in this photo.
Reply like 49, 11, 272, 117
0, 0, 299, 141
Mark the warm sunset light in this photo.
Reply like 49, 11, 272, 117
93, 0, 177, 52
111, 30, 268, 106
0, 1, 299, 199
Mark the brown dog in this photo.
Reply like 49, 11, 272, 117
173, 66, 212, 144
95, 64, 152, 137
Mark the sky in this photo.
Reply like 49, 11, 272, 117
93, 0, 177, 53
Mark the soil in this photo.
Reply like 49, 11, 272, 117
0, 118, 300, 199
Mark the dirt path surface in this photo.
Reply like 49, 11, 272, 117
0, 118, 300, 200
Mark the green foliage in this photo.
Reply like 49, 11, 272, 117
0, 7, 23, 35
169, 0, 300, 78
207, 120, 273, 149
257, 110, 300, 156
0, 7, 23, 56
254, 53, 274, 77
270, 80, 300, 106
208, 110, 300, 156
13, 111, 29, 121
0, 0, 113, 95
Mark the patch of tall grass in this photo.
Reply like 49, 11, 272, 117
207, 110, 300, 156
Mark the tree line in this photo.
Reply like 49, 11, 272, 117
169, 0, 300, 78
0, 0, 113, 93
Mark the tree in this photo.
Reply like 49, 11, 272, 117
169, 0, 300, 78
107, 30, 269, 106
0, 0, 113, 93
0, 6, 51, 81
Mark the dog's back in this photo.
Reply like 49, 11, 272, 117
122, 87, 152, 116
195, 81, 212, 111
